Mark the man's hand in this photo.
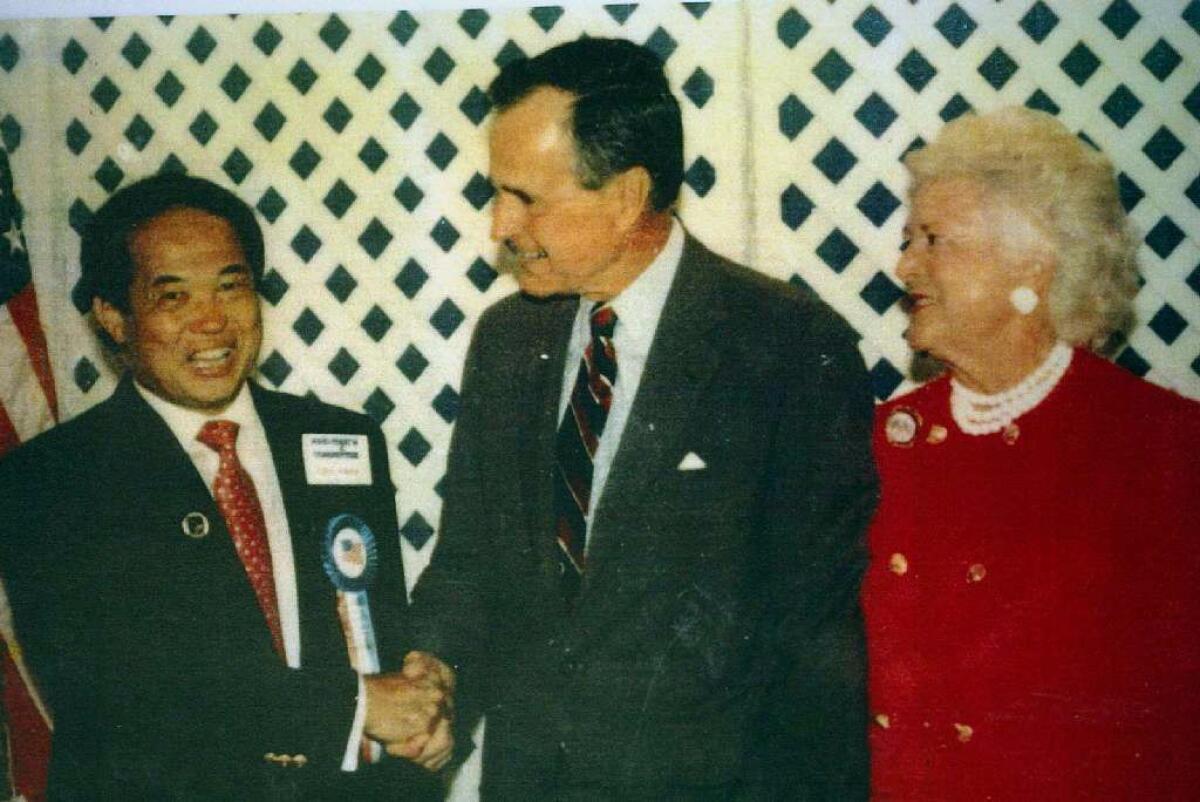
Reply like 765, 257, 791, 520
403, 650, 455, 697
398, 651, 456, 771
362, 652, 456, 771
362, 671, 443, 761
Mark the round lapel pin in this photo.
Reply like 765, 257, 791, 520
884, 407, 921, 447
181, 512, 210, 539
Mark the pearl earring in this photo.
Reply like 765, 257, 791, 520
1010, 286, 1038, 315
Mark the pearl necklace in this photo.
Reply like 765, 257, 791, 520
949, 342, 1073, 436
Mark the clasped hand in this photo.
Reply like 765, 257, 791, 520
363, 651, 455, 771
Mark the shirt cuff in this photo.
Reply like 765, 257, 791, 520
341, 674, 368, 771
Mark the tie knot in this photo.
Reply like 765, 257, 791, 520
590, 304, 617, 339
197, 419, 240, 452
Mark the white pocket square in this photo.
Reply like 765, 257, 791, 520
677, 452, 707, 471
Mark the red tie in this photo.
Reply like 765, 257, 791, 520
197, 420, 285, 657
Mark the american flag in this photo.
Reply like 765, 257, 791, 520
0, 146, 56, 801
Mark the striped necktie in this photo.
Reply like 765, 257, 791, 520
553, 303, 618, 604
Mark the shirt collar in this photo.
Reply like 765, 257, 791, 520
135, 380, 258, 447
596, 217, 685, 351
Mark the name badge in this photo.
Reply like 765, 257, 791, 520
302, 434, 371, 485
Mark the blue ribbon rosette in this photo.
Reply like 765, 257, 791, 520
322, 514, 381, 676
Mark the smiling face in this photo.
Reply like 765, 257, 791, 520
94, 206, 262, 413
896, 177, 1039, 367
488, 87, 642, 300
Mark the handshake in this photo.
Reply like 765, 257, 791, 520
363, 651, 456, 771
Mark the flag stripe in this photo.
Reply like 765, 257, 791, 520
3, 648, 52, 794
0, 403, 18, 456
1, 637, 52, 731
1, 147, 58, 801
6, 283, 57, 422
0, 303, 54, 444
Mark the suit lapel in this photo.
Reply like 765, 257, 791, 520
251, 384, 309, 544
105, 377, 216, 511
251, 384, 346, 668
515, 296, 578, 576
574, 235, 729, 639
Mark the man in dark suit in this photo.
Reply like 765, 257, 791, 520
0, 173, 451, 799
410, 38, 879, 800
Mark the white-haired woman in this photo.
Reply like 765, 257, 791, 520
864, 107, 1200, 800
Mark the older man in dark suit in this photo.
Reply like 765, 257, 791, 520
410, 38, 879, 800
0, 173, 451, 799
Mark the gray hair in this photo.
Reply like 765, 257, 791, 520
904, 106, 1139, 351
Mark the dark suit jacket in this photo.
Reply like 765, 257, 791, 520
413, 234, 879, 800
0, 378, 438, 800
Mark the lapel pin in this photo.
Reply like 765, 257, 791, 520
885, 407, 921, 447
181, 512, 210, 539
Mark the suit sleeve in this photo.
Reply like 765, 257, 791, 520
0, 451, 144, 792
0, 446, 103, 786
407, 319, 495, 739
752, 307, 878, 801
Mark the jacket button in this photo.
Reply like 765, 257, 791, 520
889, 553, 908, 575
263, 752, 307, 767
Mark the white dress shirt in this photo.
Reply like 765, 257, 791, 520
137, 381, 367, 770
557, 218, 685, 550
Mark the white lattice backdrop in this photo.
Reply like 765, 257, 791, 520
2, 0, 1198, 583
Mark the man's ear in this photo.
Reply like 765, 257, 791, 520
92, 297, 129, 346
610, 165, 653, 231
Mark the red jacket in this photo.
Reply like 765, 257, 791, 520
865, 350, 1200, 800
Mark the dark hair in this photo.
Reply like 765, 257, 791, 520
488, 37, 684, 212
80, 172, 265, 314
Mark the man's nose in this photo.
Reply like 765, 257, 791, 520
490, 194, 522, 243
188, 293, 228, 333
